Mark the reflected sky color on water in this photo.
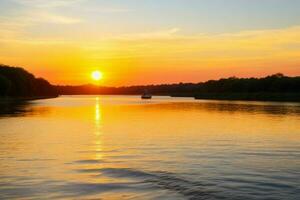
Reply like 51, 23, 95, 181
0, 96, 299, 199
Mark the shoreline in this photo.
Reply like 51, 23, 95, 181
2, 93, 299, 103
0, 95, 59, 102
192, 93, 300, 102
57, 93, 300, 103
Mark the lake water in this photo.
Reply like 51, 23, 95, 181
0, 96, 299, 200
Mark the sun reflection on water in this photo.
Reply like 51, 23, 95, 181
94, 97, 103, 160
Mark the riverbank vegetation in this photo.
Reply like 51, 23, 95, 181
57, 73, 300, 102
0, 64, 58, 99
1, 63, 299, 102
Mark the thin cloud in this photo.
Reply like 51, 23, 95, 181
84, 7, 133, 13
80, 26, 300, 61
114, 28, 181, 40
0, 0, 83, 39
12, 0, 87, 8
32, 12, 83, 24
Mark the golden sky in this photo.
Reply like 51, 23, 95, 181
0, 0, 300, 86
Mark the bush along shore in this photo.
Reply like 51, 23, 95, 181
191, 74, 300, 102
0, 64, 58, 100
193, 92, 300, 102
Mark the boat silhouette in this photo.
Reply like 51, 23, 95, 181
141, 90, 152, 99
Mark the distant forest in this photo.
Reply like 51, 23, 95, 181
57, 73, 300, 102
0, 64, 58, 99
1, 64, 300, 102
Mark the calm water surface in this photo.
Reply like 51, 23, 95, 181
0, 96, 299, 199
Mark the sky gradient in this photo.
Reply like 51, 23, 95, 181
0, 0, 300, 86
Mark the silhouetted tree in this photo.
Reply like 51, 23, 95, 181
0, 74, 11, 96
0, 64, 58, 98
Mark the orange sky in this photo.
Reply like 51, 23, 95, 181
0, 0, 300, 86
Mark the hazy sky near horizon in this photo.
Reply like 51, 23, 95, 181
0, 0, 300, 85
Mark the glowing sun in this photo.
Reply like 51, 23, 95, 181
91, 70, 103, 81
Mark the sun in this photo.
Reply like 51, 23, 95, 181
91, 70, 103, 81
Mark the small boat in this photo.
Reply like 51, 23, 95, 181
141, 90, 152, 99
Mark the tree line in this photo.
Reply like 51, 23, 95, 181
0, 64, 58, 98
1, 63, 299, 102
56, 73, 300, 101
56, 73, 300, 95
